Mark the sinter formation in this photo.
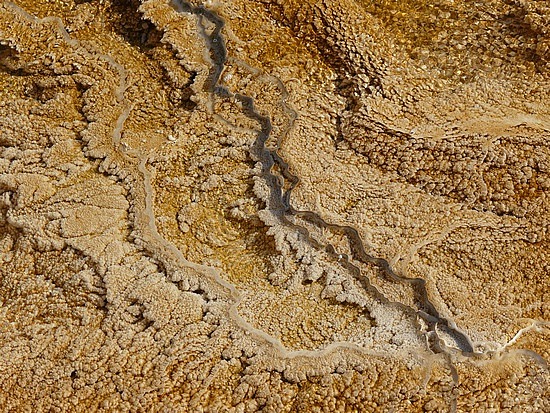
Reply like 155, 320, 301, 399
0, 0, 549, 411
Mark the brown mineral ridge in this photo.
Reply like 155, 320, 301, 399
0, 0, 549, 411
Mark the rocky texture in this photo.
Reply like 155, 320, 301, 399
0, 0, 549, 411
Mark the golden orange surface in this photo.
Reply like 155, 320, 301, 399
0, 0, 549, 411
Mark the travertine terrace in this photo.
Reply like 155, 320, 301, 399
0, 0, 549, 411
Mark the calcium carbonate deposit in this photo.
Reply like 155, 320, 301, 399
0, 0, 549, 411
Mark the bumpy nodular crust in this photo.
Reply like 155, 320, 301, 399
0, 0, 549, 411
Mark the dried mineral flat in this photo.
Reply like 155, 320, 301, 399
0, 0, 549, 411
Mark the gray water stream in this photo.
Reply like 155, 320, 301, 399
170, 0, 475, 357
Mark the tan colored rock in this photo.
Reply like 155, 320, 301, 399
0, 0, 548, 411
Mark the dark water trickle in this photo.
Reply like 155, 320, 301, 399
169, 0, 475, 355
